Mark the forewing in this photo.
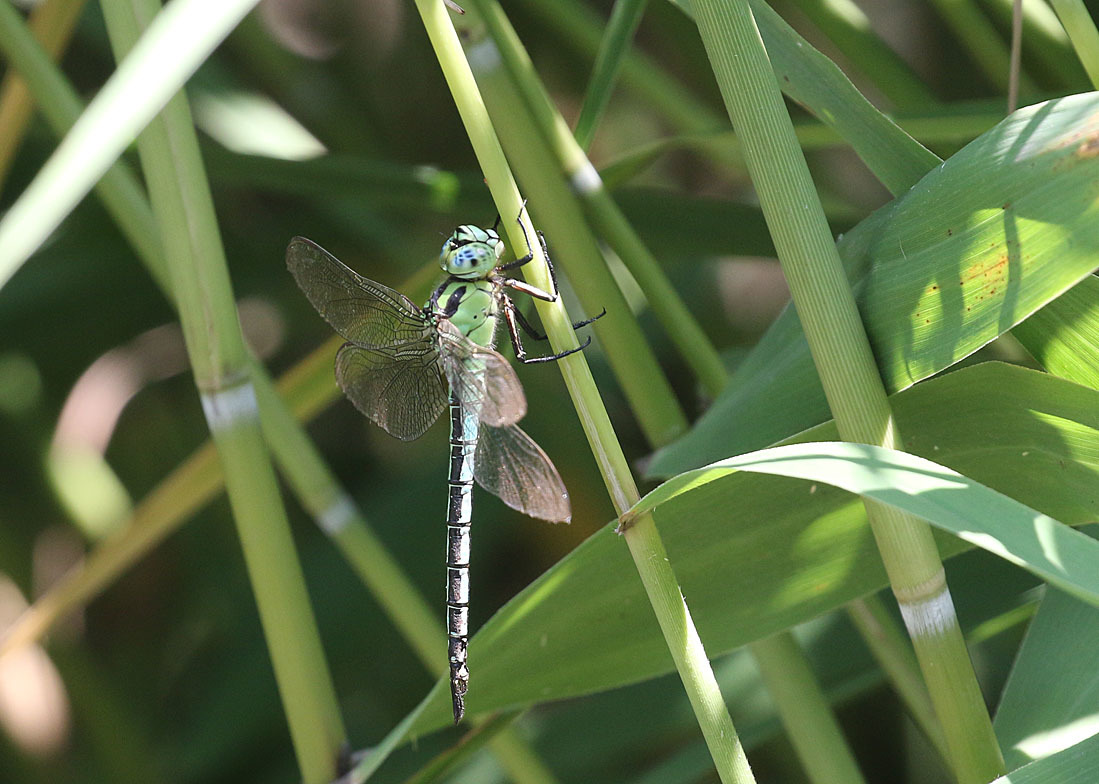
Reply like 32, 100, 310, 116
287, 236, 431, 347
474, 423, 571, 523
335, 342, 447, 440
438, 320, 526, 426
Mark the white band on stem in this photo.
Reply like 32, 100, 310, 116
899, 585, 957, 638
466, 39, 502, 73
200, 382, 258, 432
570, 161, 602, 194
318, 493, 356, 535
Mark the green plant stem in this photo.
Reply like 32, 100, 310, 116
846, 597, 949, 761
463, 2, 727, 402
0, 0, 85, 190
687, 1, 1005, 782
785, 0, 938, 110
574, 0, 649, 150
750, 634, 866, 784
1008, 0, 1022, 113
99, 1, 345, 781
414, 2, 753, 781
1049, 0, 1099, 89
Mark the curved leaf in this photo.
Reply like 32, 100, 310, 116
398, 363, 1099, 733
626, 442, 1099, 604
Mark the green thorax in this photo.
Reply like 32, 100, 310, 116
429, 279, 499, 347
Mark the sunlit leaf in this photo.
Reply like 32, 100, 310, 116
651, 93, 1099, 475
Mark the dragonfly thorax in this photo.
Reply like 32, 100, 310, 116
430, 279, 499, 347
440, 225, 504, 280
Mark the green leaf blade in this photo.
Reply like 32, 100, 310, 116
651, 92, 1099, 476
401, 363, 1099, 734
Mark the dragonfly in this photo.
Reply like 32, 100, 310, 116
286, 216, 600, 723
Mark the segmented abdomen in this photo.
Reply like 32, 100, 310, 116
446, 393, 478, 723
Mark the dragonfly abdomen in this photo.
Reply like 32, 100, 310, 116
446, 394, 479, 723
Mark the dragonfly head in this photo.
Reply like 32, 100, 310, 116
440, 225, 503, 279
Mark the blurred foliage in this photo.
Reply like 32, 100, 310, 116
1, 0, 1095, 782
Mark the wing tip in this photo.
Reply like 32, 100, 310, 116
555, 492, 572, 524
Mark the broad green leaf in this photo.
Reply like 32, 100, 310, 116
626, 442, 1099, 603
0, 0, 260, 287
995, 578, 1099, 769
990, 732, 1099, 783
393, 363, 1099, 734
651, 93, 1099, 476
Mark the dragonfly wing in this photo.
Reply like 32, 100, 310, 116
335, 342, 447, 440
474, 423, 571, 523
438, 320, 526, 427
287, 236, 432, 347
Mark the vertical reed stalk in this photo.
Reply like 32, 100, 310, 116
688, 0, 1005, 780
751, 634, 866, 784
99, 1, 346, 781
846, 597, 949, 760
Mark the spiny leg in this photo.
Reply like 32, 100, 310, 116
512, 302, 607, 341
504, 298, 592, 364
502, 271, 605, 340
497, 214, 537, 273
496, 207, 561, 296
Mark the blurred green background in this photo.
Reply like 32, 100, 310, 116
0, 0, 1084, 781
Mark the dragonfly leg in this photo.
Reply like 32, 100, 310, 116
568, 306, 607, 330
503, 276, 556, 302
504, 298, 592, 364
512, 304, 547, 340
497, 217, 536, 272
511, 300, 607, 341
496, 206, 562, 294
537, 227, 561, 295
